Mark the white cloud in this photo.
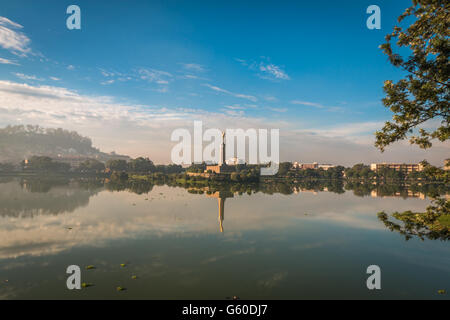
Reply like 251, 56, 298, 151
67, 65, 75, 70
291, 100, 324, 108
204, 84, 257, 102
224, 105, 246, 110
138, 68, 173, 92
296, 121, 384, 140
0, 17, 23, 29
181, 63, 206, 72
49, 77, 61, 81
291, 100, 345, 112
236, 57, 290, 81
0, 80, 447, 166
0, 57, 19, 65
0, 16, 31, 56
101, 79, 115, 85
139, 68, 172, 82
259, 63, 290, 80
267, 107, 287, 113
12, 73, 43, 81
264, 96, 278, 102
223, 109, 244, 116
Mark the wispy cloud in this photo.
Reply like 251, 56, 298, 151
236, 57, 290, 81
100, 79, 115, 85
223, 109, 245, 116
138, 68, 172, 92
204, 84, 257, 102
291, 100, 324, 108
0, 16, 31, 56
13, 73, 44, 81
180, 63, 206, 73
291, 100, 345, 112
267, 107, 287, 113
264, 96, 278, 102
0, 57, 19, 65
258, 63, 290, 80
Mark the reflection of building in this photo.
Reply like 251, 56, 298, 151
370, 163, 424, 173
206, 131, 233, 174
206, 190, 233, 233
370, 189, 426, 199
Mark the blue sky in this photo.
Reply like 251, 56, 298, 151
0, 0, 447, 165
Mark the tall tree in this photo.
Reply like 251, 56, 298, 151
375, 0, 449, 151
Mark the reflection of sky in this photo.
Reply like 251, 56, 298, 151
0, 184, 432, 260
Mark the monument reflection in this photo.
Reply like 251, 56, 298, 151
206, 191, 234, 233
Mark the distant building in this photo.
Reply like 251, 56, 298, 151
370, 163, 424, 173
293, 162, 335, 170
293, 162, 318, 169
205, 132, 233, 174
318, 164, 335, 170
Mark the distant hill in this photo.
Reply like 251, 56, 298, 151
0, 125, 129, 163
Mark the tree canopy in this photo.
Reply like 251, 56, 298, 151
375, 0, 449, 151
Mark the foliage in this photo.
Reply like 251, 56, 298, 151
77, 159, 105, 173
127, 157, 155, 173
375, 0, 449, 151
378, 197, 449, 241
0, 125, 100, 162
106, 159, 128, 171
22, 156, 70, 172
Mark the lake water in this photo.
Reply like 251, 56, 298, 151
0, 177, 448, 299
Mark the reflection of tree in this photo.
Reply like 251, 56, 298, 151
0, 178, 102, 218
20, 176, 70, 193
378, 198, 449, 241
169, 178, 446, 199
105, 179, 154, 194
345, 181, 448, 199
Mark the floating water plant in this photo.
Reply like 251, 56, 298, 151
81, 283, 94, 288
85, 265, 96, 270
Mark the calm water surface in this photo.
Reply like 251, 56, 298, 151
0, 178, 448, 299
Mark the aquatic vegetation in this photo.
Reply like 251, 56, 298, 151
437, 289, 446, 294
116, 286, 126, 291
120, 263, 127, 267
85, 265, 96, 270
81, 283, 94, 288
131, 275, 137, 280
